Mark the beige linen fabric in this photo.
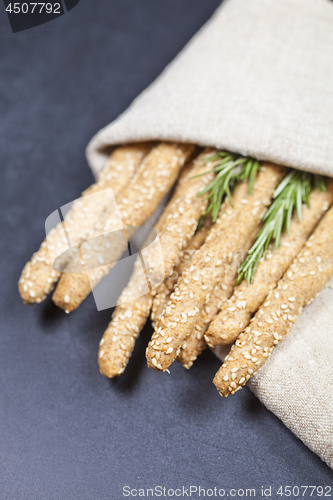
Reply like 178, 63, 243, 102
86, 0, 333, 467
215, 278, 333, 469
87, 0, 333, 178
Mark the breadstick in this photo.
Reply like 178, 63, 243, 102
177, 228, 258, 369
213, 204, 333, 396
98, 151, 216, 377
177, 267, 236, 369
18, 143, 152, 304
151, 221, 211, 326
146, 163, 285, 372
53, 143, 194, 313
206, 184, 333, 347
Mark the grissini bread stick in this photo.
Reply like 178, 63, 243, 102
151, 221, 211, 326
98, 213, 171, 378
146, 163, 286, 372
98, 152, 211, 378
147, 149, 216, 279
18, 143, 152, 304
152, 188, 249, 362
98, 171, 191, 378
98, 262, 156, 378
213, 204, 333, 397
206, 183, 333, 347
177, 228, 258, 369
97, 160, 198, 378
98, 152, 216, 377
53, 143, 194, 313
83, 143, 154, 193
176, 263, 238, 369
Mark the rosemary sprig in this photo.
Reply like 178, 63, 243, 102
237, 170, 327, 285
194, 152, 260, 222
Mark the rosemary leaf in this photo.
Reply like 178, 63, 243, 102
195, 152, 260, 222
237, 170, 327, 285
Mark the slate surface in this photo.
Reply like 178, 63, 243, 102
0, 1, 332, 498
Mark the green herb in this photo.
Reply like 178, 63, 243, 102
194, 152, 260, 222
237, 170, 327, 285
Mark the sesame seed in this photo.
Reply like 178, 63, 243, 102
29, 290, 36, 298
64, 295, 70, 304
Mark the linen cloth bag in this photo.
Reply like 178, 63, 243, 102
86, 0, 333, 468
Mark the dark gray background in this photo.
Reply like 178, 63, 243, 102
0, 1, 332, 499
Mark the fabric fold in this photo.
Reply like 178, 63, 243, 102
87, 0, 333, 179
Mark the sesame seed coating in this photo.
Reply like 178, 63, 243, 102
18, 143, 152, 305
178, 228, 258, 369
149, 149, 216, 287
214, 204, 333, 396
146, 163, 286, 371
98, 152, 214, 377
207, 183, 333, 347
151, 220, 211, 326
98, 270, 154, 378
52, 143, 194, 312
